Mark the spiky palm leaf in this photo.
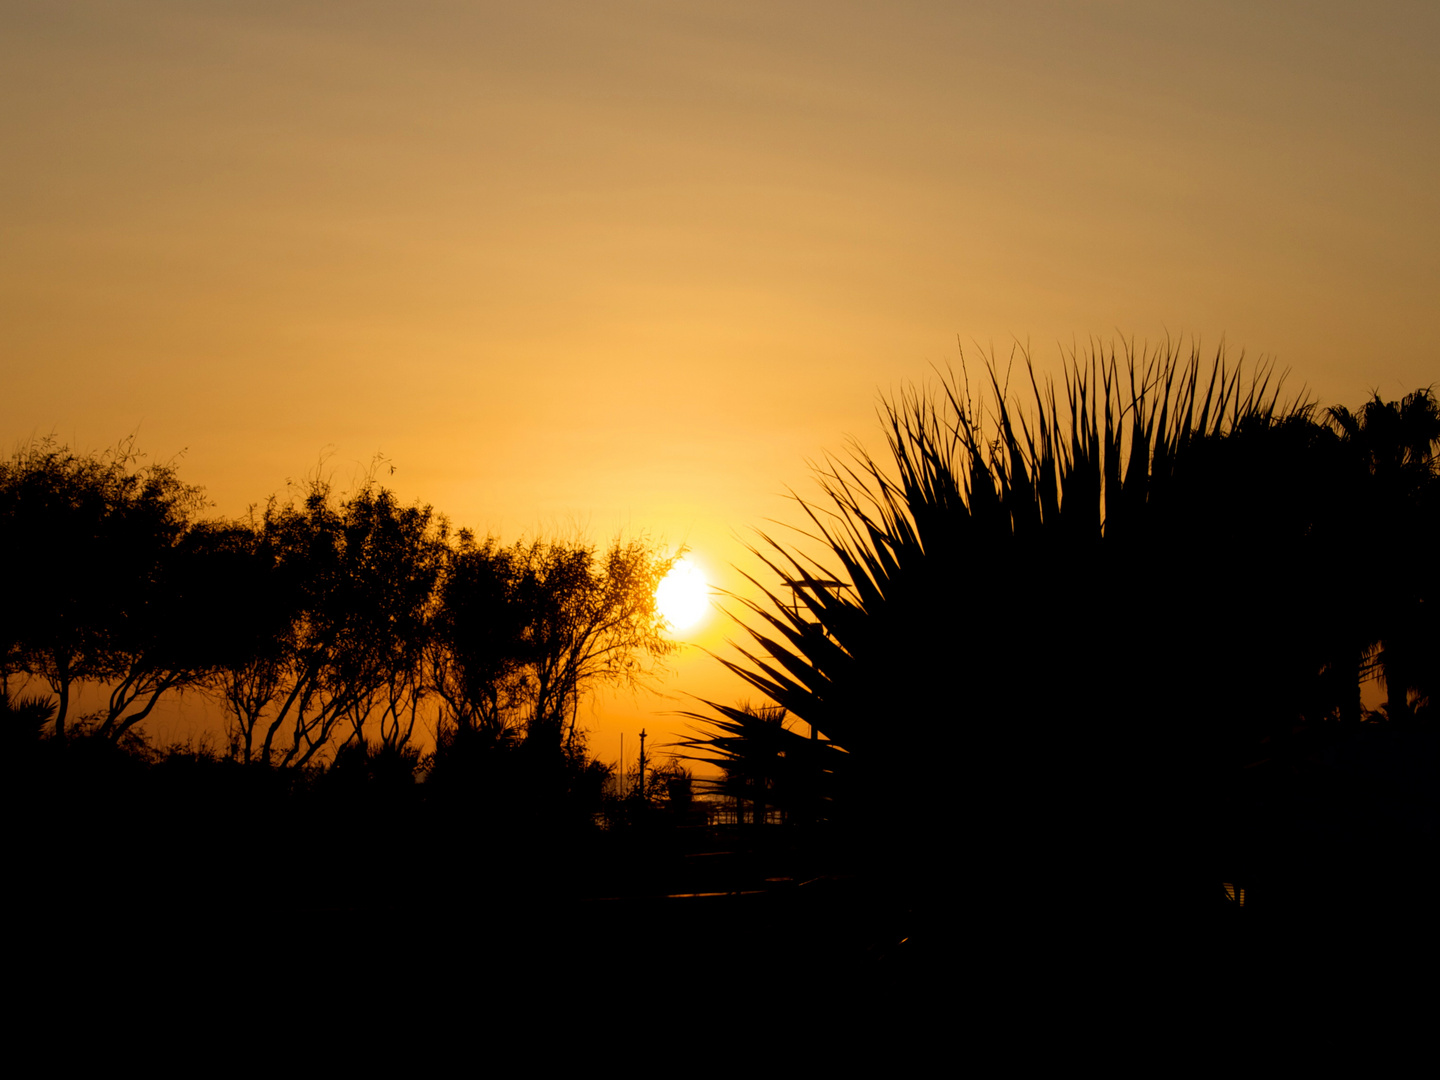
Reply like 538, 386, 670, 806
688, 340, 1345, 923
675, 700, 849, 826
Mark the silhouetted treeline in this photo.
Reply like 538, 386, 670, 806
0, 440, 676, 765
0, 441, 705, 934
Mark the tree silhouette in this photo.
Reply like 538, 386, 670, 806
207, 478, 445, 767
198, 514, 304, 762
678, 700, 839, 827
1327, 388, 1440, 718
430, 533, 678, 755
423, 532, 676, 843
1, 691, 56, 756
692, 341, 1367, 937
0, 437, 206, 738
427, 533, 532, 755
516, 537, 678, 753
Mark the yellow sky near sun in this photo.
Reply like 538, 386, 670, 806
3, 1, 1437, 762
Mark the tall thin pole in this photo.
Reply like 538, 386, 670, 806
638, 728, 647, 799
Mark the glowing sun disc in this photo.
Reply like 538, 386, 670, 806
656, 558, 709, 631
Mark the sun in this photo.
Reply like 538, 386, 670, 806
655, 557, 710, 632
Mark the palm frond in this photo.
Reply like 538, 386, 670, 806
687, 339, 1325, 842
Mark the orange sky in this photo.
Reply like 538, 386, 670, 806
3, 1, 1437, 765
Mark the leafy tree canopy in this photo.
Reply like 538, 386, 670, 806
0, 436, 207, 736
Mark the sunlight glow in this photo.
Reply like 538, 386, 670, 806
656, 557, 710, 632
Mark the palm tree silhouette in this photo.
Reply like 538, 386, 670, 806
1328, 388, 1440, 718
693, 340, 1356, 946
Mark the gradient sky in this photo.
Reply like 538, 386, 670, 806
4, 1, 1437, 761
